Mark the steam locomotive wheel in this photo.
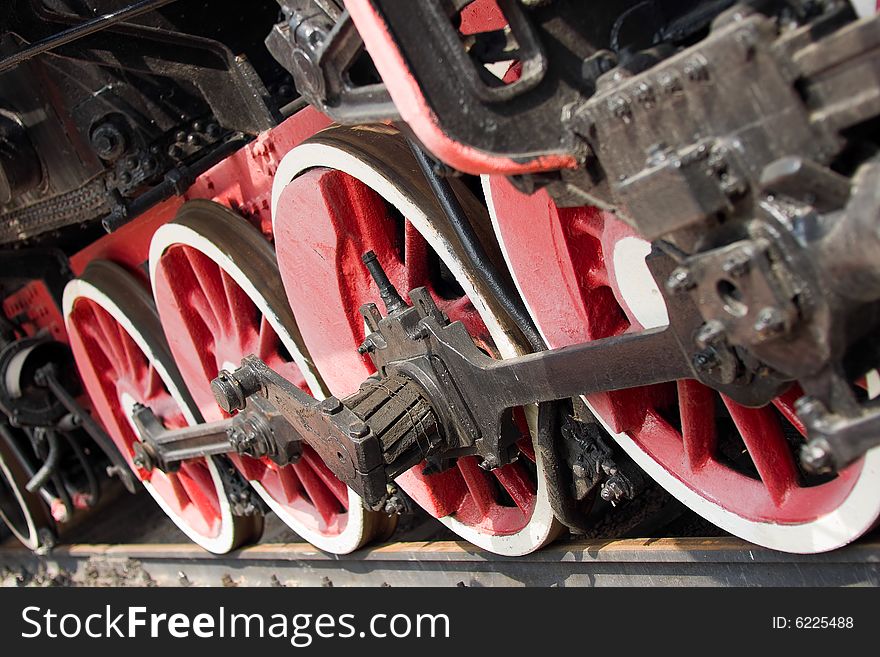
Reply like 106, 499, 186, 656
485, 176, 880, 553
0, 434, 54, 551
150, 200, 393, 553
63, 261, 261, 553
271, 125, 561, 556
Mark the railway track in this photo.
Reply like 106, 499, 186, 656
2, 536, 879, 587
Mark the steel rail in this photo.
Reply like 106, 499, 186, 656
2, 537, 878, 587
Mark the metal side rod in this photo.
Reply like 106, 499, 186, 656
429, 323, 691, 409
0, 0, 181, 74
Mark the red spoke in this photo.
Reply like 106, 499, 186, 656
402, 220, 429, 291
143, 364, 164, 400
220, 268, 257, 345
292, 460, 342, 525
183, 249, 231, 336
722, 396, 799, 506
165, 472, 192, 507
117, 325, 144, 385
493, 462, 535, 512
177, 461, 221, 520
441, 295, 474, 321
93, 309, 127, 370
257, 315, 277, 362
772, 385, 807, 437
277, 464, 302, 504
456, 456, 494, 517
301, 449, 349, 508
678, 379, 717, 471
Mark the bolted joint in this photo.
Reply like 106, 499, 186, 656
599, 474, 631, 505
692, 348, 720, 373
666, 266, 696, 295
320, 397, 344, 415
131, 442, 155, 472
212, 361, 264, 413
800, 438, 834, 475
752, 307, 787, 342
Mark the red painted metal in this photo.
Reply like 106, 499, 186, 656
65, 296, 223, 538
275, 167, 538, 535
1, 107, 333, 536
152, 242, 350, 536
459, 0, 506, 35
70, 107, 332, 281
2, 280, 66, 342
487, 175, 862, 524
345, 0, 578, 176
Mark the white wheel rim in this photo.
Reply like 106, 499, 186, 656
150, 221, 373, 554
63, 277, 239, 554
484, 176, 880, 553
271, 142, 558, 556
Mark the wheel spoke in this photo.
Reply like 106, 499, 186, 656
772, 385, 807, 437
177, 461, 221, 520
117, 325, 144, 385
220, 268, 257, 347
493, 462, 535, 512
184, 248, 231, 336
402, 220, 429, 291
276, 464, 302, 504
292, 460, 341, 525
257, 314, 277, 362
678, 379, 717, 471
456, 456, 494, 517
722, 396, 799, 506
301, 449, 349, 508
93, 308, 127, 369
143, 364, 164, 400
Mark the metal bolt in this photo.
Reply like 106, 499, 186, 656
692, 348, 720, 373
600, 477, 627, 504
795, 396, 827, 425
634, 82, 654, 105
348, 420, 369, 439
800, 439, 834, 475
213, 371, 243, 412
91, 122, 127, 161
696, 321, 726, 348
320, 397, 343, 415
478, 457, 498, 471
753, 307, 786, 340
658, 71, 682, 94
684, 56, 709, 81
722, 252, 751, 277
665, 266, 696, 294
608, 95, 631, 120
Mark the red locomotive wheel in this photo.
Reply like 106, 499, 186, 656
271, 125, 561, 555
150, 201, 393, 553
63, 261, 261, 553
485, 176, 880, 553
